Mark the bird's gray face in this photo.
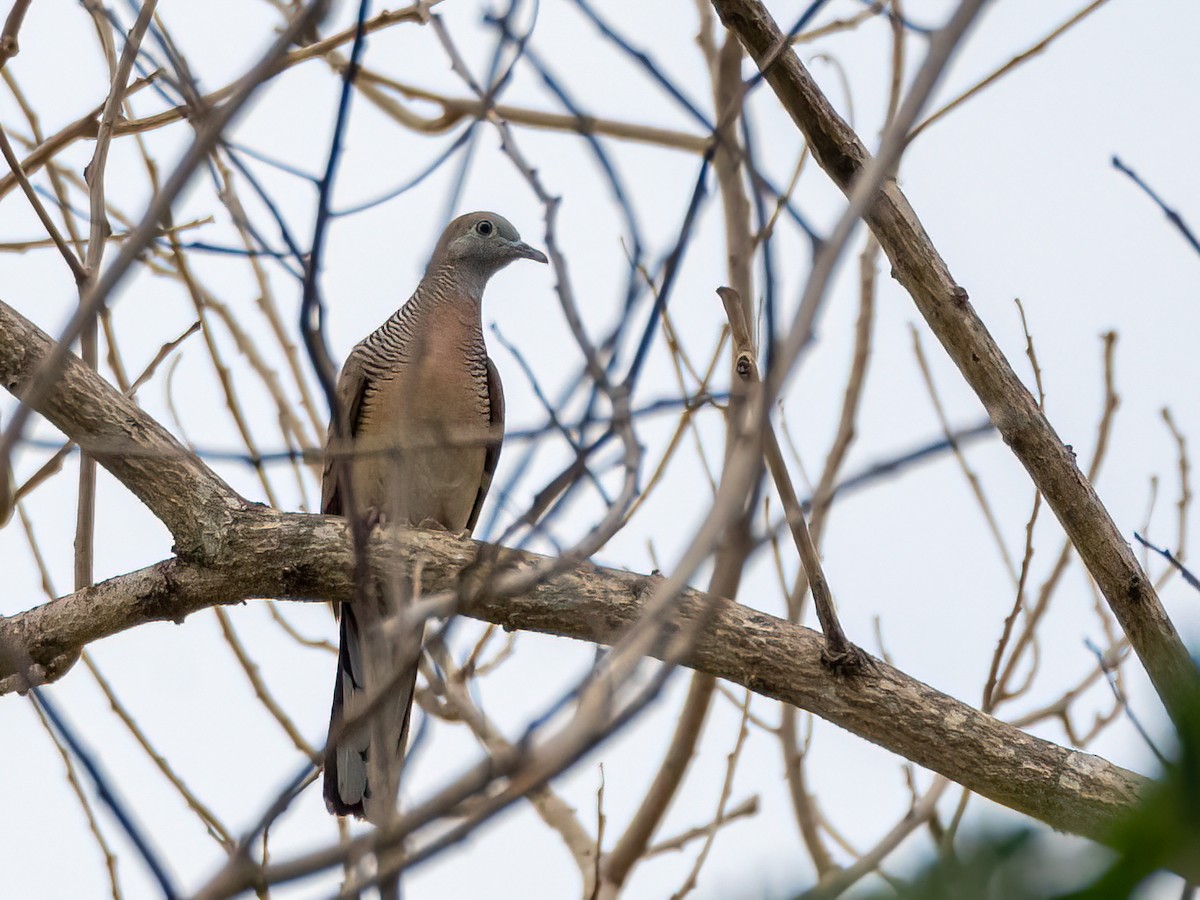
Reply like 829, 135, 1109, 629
444, 213, 549, 276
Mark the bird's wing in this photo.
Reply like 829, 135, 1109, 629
321, 347, 370, 517
465, 356, 504, 534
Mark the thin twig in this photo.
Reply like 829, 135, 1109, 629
720, 286, 860, 668
0, 0, 333, 486
1135, 533, 1200, 593
1113, 156, 1200, 257
0, 121, 87, 282
909, 0, 1112, 141
670, 690, 753, 899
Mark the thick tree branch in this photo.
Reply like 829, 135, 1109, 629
710, 0, 1198, 725
0, 517, 1154, 854
0, 300, 247, 560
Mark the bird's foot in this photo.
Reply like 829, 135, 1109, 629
362, 507, 386, 532
415, 518, 472, 540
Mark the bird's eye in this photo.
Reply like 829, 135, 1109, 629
475, 220, 494, 236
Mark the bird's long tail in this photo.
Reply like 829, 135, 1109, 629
323, 600, 418, 824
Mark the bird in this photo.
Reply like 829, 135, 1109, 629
321, 211, 547, 827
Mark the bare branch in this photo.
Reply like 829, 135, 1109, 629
720, 286, 860, 668
711, 0, 1200, 726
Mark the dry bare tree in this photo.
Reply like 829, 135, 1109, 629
2, 1, 1197, 897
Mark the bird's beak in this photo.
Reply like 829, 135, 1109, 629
510, 240, 549, 264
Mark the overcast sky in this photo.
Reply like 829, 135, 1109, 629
2, 1, 1199, 897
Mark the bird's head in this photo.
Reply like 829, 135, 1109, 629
429, 212, 548, 290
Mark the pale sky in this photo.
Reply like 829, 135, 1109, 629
2, 1, 1198, 897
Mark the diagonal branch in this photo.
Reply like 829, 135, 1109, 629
0, 299, 246, 560
710, 0, 1199, 727
719, 285, 859, 668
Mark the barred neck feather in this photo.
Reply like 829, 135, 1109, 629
354, 274, 487, 380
